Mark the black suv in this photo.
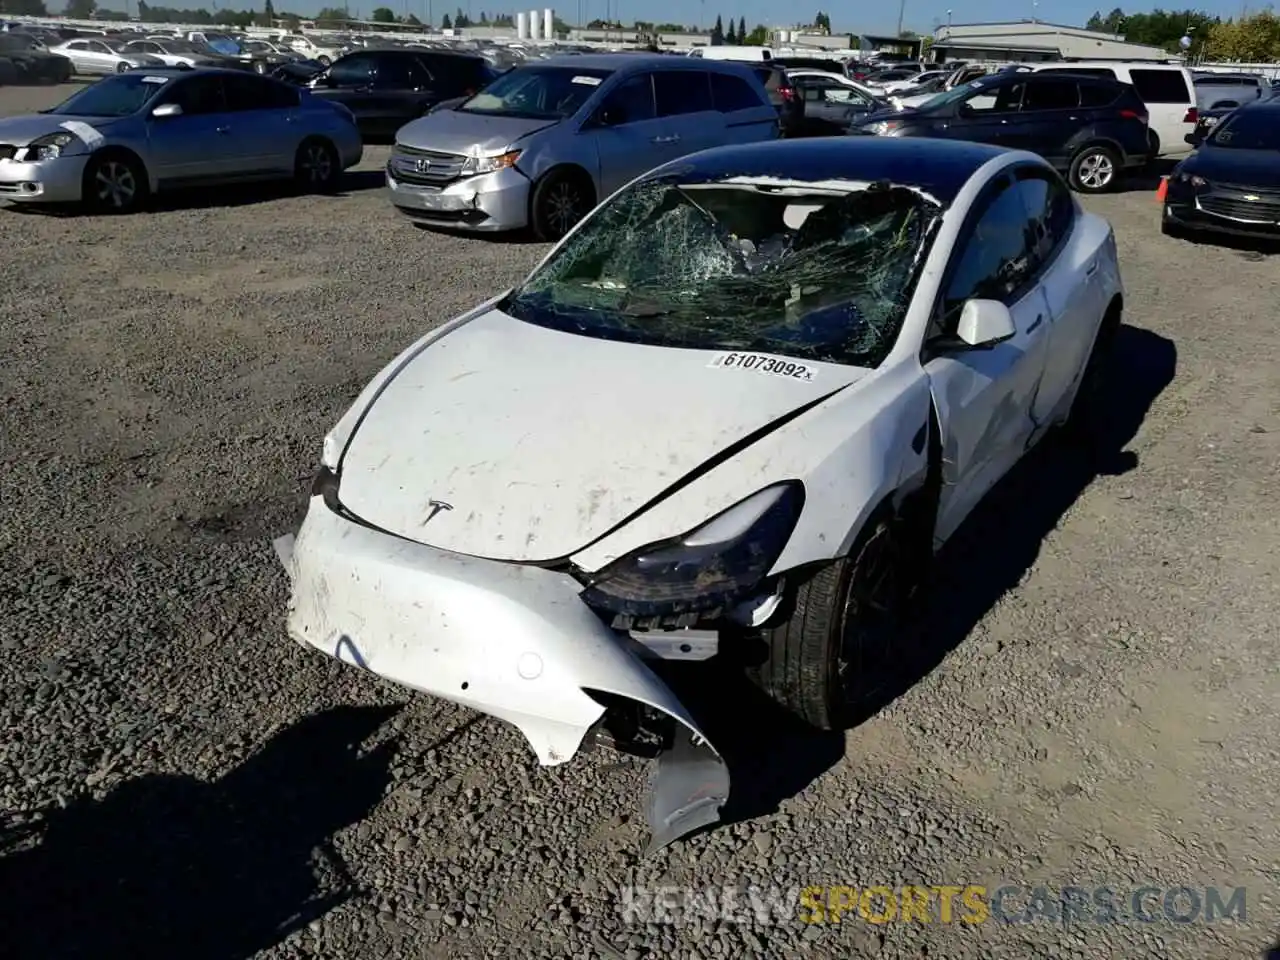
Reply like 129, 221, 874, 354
854, 71, 1151, 193
310, 48, 497, 139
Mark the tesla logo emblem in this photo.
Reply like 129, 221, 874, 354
422, 499, 453, 525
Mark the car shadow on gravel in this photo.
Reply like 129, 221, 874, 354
852, 322, 1177, 726
0, 703, 401, 960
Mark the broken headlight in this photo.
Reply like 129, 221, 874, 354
578, 482, 804, 619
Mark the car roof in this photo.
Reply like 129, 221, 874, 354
649, 138, 1014, 204
537, 52, 747, 74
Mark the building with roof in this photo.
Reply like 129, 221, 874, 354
931, 19, 1173, 63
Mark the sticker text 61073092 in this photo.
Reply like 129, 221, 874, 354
708, 352, 818, 382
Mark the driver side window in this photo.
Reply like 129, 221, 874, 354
598, 74, 656, 125
935, 177, 1036, 335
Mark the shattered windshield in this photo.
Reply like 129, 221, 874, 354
502, 176, 943, 368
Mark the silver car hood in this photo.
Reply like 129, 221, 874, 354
0, 113, 125, 146
335, 307, 865, 563
395, 108, 560, 156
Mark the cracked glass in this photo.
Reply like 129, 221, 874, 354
503, 175, 943, 368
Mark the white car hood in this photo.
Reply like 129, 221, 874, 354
336, 308, 865, 562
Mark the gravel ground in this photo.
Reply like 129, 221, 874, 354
0, 83, 1277, 960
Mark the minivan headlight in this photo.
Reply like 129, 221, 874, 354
461, 150, 521, 176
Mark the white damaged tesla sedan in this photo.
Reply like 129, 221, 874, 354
274, 137, 1124, 850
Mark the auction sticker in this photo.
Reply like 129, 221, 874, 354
708, 352, 817, 382
572, 75, 602, 85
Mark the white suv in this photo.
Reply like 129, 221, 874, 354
1023, 61, 1198, 159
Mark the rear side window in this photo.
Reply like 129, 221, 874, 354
710, 71, 762, 112
373, 54, 432, 89
1021, 78, 1079, 110
1129, 68, 1190, 103
1079, 82, 1120, 107
654, 70, 714, 116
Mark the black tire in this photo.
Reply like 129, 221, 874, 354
317, 55, 331, 67
749, 510, 920, 730
1068, 144, 1121, 194
81, 151, 147, 214
1063, 302, 1121, 437
294, 138, 340, 193
116, 61, 131, 74
530, 169, 594, 242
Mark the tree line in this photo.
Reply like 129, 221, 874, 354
1085, 6, 1280, 60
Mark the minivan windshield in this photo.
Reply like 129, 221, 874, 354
502, 175, 942, 368
1207, 109, 1280, 150
44, 72, 169, 117
457, 65, 613, 120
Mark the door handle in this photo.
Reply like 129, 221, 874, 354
650, 134, 680, 144
1026, 314, 1044, 333
215, 126, 230, 134
1085, 261, 1099, 277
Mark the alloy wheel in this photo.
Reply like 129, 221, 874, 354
299, 144, 333, 185
836, 521, 904, 703
1078, 152, 1114, 190
545, 181, 584, 237
94, 160, 138, 210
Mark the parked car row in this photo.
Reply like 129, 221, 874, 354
0, 68, 362, 211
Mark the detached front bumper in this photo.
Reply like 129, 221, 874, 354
387, 164, 529, 232
275, 497, 729, 850
0, 155, 87, 204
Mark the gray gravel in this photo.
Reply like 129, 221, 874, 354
0, 84, 1277, 960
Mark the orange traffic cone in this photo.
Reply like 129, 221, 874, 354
1155, 177, 1168, 202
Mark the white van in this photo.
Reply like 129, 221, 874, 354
688, 46, 773, 62
1022, 61, 1198, 159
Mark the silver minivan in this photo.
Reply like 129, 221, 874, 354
387, 53, 780, 240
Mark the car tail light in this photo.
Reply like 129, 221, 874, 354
1119, 108, 1148, 123
1184, 106, 1198, 123
779, 85, 796, 101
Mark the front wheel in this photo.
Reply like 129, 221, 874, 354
294, 138, 340, 193
115, 61, 131, 74
1068, 145, 1120, 194
749, 513, 918, 730
530, 170, 594, 242
82, 152, 147, 214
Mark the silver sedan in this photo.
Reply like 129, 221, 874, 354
0, 68, 363, 213
50, 37, 167, 75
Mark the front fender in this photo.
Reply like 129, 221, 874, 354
570, 362, 935, 574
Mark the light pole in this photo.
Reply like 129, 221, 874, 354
895, 0, 905, 38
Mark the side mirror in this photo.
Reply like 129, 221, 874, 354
1184, 132, 1200, 145
151, 102, 183, 118
956, 101, 974, 117
596, 106, 625, 127
955, 298, 1017, 348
